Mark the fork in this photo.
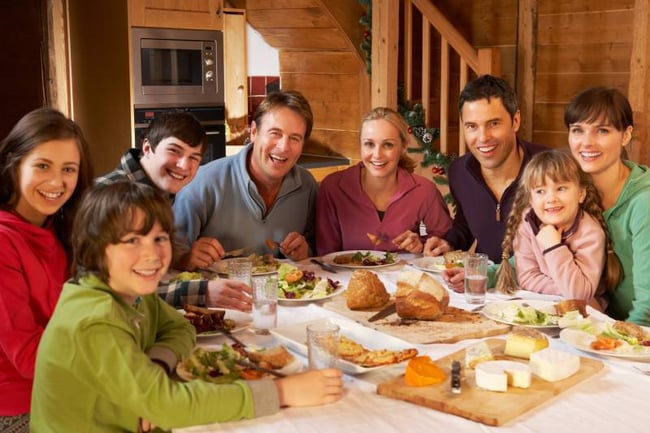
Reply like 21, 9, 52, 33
367, 232, 389, 246
265, 238, 280, 250
633, 365, 650, 375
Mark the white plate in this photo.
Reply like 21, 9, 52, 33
560, 327, 650, 361
278, 286, 346, 304
208, 258, 279, 276
321, 250, 400, 270
481, 299, 560, 329
270, 317, 417, 375
178, 308, 252, 338
177, 345, 303, 382
410, 256, 494, 273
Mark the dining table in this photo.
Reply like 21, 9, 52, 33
174, 254, 649, 433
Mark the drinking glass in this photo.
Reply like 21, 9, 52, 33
252, 276, 278, 335
464, 253, 488, 304
227, 258, 252, 286
307, 321, 340, 370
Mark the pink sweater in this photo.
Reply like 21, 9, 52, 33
514, 209, 606, 304
0, 210, 69, 415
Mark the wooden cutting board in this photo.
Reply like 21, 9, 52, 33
376, 339, 604, 426
323, 295, 511, 344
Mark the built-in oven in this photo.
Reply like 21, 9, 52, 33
134, 106, 225, 164
132, 27, 224, 108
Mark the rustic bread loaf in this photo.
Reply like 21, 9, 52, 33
395, 270, 449, 320
346, 270, 390, 310
554, 299, 587, 317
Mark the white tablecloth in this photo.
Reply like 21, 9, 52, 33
174, 256, 650, 433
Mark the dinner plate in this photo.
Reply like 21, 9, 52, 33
278, 286, 345, 304
208, 258, 279, 276
409, 256, 494, 273
270, 317, 417, 375
481, 299, 560, 329
321, 250, 400, 270
176, 345, 303, 382
560, 327, 650, 361
177, 308, 252, 338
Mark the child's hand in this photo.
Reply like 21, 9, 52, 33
536, 224, 562, 249
275, 368, 344, 407
442, 267, 465, 293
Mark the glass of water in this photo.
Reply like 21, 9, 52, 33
252, 276, 278, 335
464, 253, 488, 304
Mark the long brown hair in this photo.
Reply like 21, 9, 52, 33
360, 107, 417, 173
495, 149, 622, 295
0, 108, 94, 255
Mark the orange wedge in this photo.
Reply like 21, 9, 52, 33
404, 356, 446, 387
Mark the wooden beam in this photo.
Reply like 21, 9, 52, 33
439, 37, 449, 154
371, 0, 399, 108
403, 0, 413, 100
628, 0, 649, 164
516, 0, 537, 142
46, 0, 70, 115
422, 17, 431, 125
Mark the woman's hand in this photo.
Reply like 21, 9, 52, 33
423, 236, 452, 256
392, 230, 423, 254
275, 369, 344, 407
205, 279, 252, 312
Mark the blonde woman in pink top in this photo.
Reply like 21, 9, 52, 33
316, 107, 452, 255
495, 149, 622, 310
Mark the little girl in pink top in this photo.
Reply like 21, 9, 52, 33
495, 149, 622, 310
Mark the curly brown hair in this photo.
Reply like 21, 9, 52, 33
495, 149, 622, 295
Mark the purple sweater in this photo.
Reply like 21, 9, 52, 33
316, 163, 452, 255
445, 139, 547, 262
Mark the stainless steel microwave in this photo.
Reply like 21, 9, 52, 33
132, 27, 224, 108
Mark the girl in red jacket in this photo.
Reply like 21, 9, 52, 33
0, 108, 93, 432
495, 149, 622, 310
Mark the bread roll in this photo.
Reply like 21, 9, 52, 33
346, 270, 390, 310
395, 270, 449, 320
554, 299, 587, 317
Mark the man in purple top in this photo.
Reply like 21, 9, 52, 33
424, 75, 547, 267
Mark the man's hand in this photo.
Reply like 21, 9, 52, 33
206, 279, 252, 312
423, 236, 452, 257
392, 230, 423, 253
177, 237, 225, 271
280, 232, 309, 261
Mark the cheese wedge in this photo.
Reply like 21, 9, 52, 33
504, 327, 549, 359
529, 348, 580, 382
475, 360, 532, 392
465, 341, 494, 369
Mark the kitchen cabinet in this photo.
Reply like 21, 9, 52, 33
224, 8, 248, 144
129, 0, 223, 30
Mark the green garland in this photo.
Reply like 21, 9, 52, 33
358, 0, 372, 74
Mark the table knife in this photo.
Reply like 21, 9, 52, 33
310, 258, 338, 273
223, 246, 253, 258
368, 302, 396, 322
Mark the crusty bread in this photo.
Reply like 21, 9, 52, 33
395, 270, 449, 320
346, 270, 390, 310
613, 321, 647, 341
246, 345, 294, 369
554, 299, 587, 317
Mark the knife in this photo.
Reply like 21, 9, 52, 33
368, 302, 396, 322
223, 246, 253, 258
310, 258, 338, 273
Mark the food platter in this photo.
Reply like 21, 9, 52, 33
560, 326, 650, 361
271, 317, 417, 375
208, 257, 279, 276
481, 299, 560, 329
178, 308, 251, 338
321, 250, 399, 270
278, 286, 345, 304
409, 256, 493, 273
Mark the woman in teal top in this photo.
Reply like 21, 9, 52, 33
565, 86, 650, 325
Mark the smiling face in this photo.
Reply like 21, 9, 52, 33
248, 107, 306, 185
529, 176, 586, 232
461, 97, 521, 171
360, 118, 404, 179
105, 209, 172, 305
14, 139, 80, 226
140, 137, 203, 194
568, 119, 632, 178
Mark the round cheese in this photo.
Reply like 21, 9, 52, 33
529, 348, 580, 382
475, 360, 532, 392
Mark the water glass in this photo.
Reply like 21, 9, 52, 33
227, 258, 252, 285
464, 253, 488, 304
252, 276, 278, 335
307, 321, 340, 370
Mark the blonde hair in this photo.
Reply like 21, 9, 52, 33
495, 149, 622, 295
360, 107, 417, 173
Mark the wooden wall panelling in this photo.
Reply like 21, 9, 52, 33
516, 0, 537, 143
628, 0, 649, 164
224, 8, 248, 143
371, 0, 399, 108
536, 0, 635, 14
129, 0, 224, 30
